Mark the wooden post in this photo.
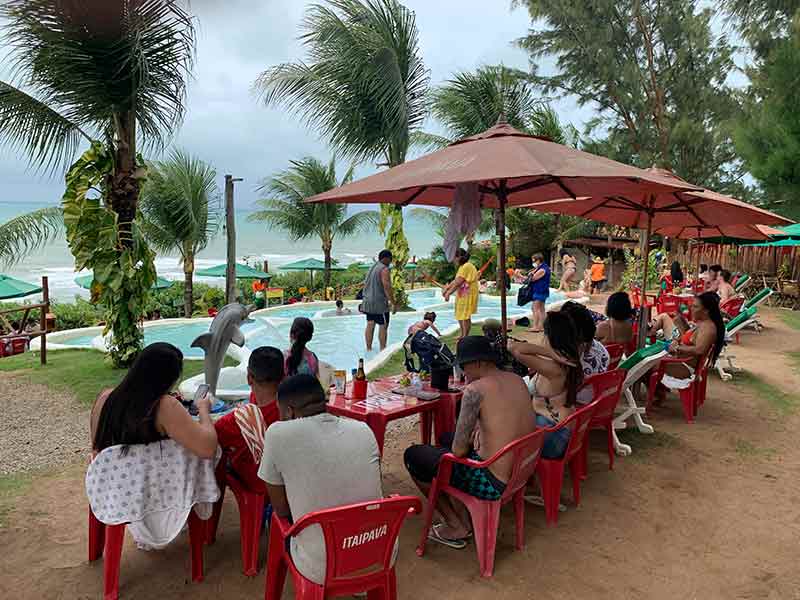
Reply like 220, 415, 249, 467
607, 232, 614, 287
224, 175, 243, 304
40, 276, 49, 365
637, 209, 653, 349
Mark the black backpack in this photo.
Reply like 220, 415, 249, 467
403, 331, 455, 373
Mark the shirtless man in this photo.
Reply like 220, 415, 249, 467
717, 270, 736, 304
706, 264, 722, 293
403, 336, 535, 548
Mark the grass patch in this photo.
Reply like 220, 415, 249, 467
779, 310, 800, 332
786, 351, 800, 374
368, 323, 529, 379
616, 429, 679, 460
731, 371, 800, 415
733, 438, 776, 459
0, 349, 232, 407
0, 472, 35, 527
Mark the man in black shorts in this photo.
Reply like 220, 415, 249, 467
362, 250, 395, 351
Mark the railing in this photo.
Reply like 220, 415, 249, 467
0, 276, 50, 365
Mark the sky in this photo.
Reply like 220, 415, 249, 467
0, 0, 591, 210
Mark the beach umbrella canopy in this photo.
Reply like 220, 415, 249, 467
279, 258, 345, 272
307, 121, 701, 334
745, 238, 800, 247
75, 273, 174, 291
0, 274, 42, 300
776, 223, 800, 238
656, 224, 784, 242
195, 263, 271, 279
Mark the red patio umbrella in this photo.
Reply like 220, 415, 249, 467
307, 122, 701, 335
525, 168, 791, 343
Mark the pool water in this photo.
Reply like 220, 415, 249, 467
58, 288, 567, 369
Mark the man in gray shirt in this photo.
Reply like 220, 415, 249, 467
362, 249, 396, 352
259, 374, 383, 584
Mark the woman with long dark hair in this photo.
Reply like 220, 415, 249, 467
91, 342, 218, 458
670, 261, 685, 286
509, 311, 584, 458
284, 317, 319, 378
648, 292, 725, 403
596, 291, 634, 346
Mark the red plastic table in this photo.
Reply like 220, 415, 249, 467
327, 378, 462, 455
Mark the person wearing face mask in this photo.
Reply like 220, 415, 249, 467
258, 374, 384, 584
526, 253, 551, 333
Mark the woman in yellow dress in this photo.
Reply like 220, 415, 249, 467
442, 248, 479, 339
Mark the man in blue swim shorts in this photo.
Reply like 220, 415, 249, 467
404, 337, 536, 549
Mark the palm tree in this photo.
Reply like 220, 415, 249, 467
139, 151, 221, 318
413, 65, 577, 151
253, 0, 429, 308
0, 207, 64, 267
250, 157, 379, 289
0, 1, 194, 366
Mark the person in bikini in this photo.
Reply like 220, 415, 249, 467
647, 292, 725, 403
509, 311, 584, 459
558, 249, 578, 292
595, 291, 635, 347
403, 336, 535, 549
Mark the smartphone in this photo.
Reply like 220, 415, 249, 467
189, 384, 209, 416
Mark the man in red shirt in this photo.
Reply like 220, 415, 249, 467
214, 346, 285, 492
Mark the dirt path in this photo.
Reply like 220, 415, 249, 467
1, 309, 800, 599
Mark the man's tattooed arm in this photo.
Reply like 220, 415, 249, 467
452, 386, 481, 457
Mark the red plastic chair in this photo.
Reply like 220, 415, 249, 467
603, 343, 625, 370
692, 279, 705, 294
578, 370, 627, 476
660, 274, 674, 293
646, 345, 715, 423
629, 287, 656, 310
207, 307, 218, 317
415, 429, 545, 577
534, 400, 598, 526
265, 495, 421, 600
207, 456, 267, 576
88, 506, 207, 600
655, 294, 681, 317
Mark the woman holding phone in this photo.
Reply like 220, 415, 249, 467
91, 342, 218, 458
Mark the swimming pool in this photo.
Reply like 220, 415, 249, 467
39, 287, 574, 398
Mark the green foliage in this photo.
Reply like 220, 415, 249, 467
140, 150, 221, 316
620, 248, 658, 291
417, 65, 578, 150
50, 299, 105, 330
514, 0, 745, 192
0, 206, 63, 267
61, 142, 156, 367
381, 205, 410, 308
250, 156, 378, 289
733, 17, 800, 220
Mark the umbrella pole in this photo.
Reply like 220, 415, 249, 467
498, 187, 509, 346
637, 211, 653, 349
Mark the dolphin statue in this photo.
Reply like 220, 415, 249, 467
191, 302, 255, 397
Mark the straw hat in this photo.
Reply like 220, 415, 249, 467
592, 256, 604, 264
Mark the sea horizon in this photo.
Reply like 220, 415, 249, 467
0, 201, 442, 302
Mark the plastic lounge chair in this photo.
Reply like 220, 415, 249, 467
646, 344, 714, 424
743, 287, 773, 311
603, 343, 625, 370
265, 496, 421, 600
534, 400, 598, 526
578, 369, 627, 476
612, 343, 666, 456
734, 273, 751, 293
207, 456, 267, 577
415, 429, 544, 577
716, 306, 759, 381
720, 296, 745, 319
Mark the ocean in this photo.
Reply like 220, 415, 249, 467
0, 201, 442, 301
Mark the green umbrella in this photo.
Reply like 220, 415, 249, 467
0, 274, 42, 300
75, 272, 174, 290
280, 258, 345, 289
195, 263, 272, 279
776, 223, 800, 238
744, 238, 800, 247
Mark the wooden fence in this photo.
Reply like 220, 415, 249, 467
673, 243, 800, 280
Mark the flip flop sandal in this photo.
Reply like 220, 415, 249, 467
524, 494, 567, 512
428, 524, 468, 550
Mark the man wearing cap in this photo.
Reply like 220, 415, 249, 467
403, 336, 535, 548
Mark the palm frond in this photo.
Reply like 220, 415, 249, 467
254, 0, 429, 165
409, 207, 447, 228
0, 206, 64, 267
409, 130, 453, 153
1, 0, 196, 156
0, 81, 91, 173
336, 209, 379, 238
139, 149, 221, 257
